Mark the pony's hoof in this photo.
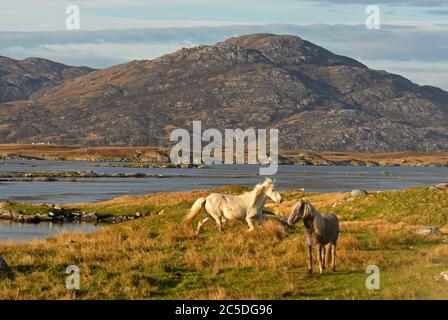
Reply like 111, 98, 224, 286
307, 269, 313, 274
332, 268, 336, 272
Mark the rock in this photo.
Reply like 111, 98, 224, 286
100, 216, 116, 223
435, 183, 448, 189
0, 255, 8, 271
350, 189, 368, 197
415, 227, 441, 236
0, 211, 13, 220
440, 271, 448, 281
81, 211, 97, 222
36, 214, 51, 221
33, 176, 56, 182
0, 201, 10, 209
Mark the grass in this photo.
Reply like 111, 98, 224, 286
0, 186, 447, 299
320, 187, 448, 226
0, 202, 55, 215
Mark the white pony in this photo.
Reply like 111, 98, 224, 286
182, 178, 282, 235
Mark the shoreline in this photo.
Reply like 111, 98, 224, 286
1, 183, 447, 225
0, 200, 146, 224
1, 144, 448, 168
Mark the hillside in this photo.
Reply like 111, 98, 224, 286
0, 33, 447, 151
0, 56, 93, 103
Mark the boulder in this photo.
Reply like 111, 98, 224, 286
81, 211, 97, 222
440, 271, 448, 281
415, 227, 441, 236
350, 189, 368, 197
435, 183, 448, 189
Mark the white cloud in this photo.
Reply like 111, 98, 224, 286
1, 23, 447, 90
363, 59, 448, 89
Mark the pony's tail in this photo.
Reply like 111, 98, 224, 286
182, 197, 206, 226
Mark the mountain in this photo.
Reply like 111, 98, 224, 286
0, 33, 447, 151
0, 56, 93, 103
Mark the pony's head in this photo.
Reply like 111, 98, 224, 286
261, 178, 282, 204
288, 199, 313, 225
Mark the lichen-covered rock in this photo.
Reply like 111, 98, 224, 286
351, 189, 368, 197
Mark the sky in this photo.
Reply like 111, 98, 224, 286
0, 0, 447, 89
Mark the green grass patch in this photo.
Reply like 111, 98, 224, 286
322, 187, 448, 226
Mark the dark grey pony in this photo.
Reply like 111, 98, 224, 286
288, 199, 339, 274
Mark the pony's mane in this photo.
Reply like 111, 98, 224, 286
245, 178, 273, 204
249, 178, 272, 194
304, 201, 324, 237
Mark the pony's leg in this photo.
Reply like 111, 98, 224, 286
321, 246, 326, 270
256, 212, 265, 225
325, 244, 332, 267
307, 245, 313, 274
331, 243, 337, 272
196, 217, 210, 235
245, 216, 255, 232
211, 216, 223, 233
316, 244, 324, 274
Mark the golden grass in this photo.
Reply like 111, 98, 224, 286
0, 187, 447, 300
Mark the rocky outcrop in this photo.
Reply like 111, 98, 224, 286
0, 207, 144, 224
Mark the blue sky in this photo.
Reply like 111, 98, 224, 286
1, 0, 448, 30
1, 0, 447, 89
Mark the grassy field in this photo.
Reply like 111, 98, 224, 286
0, 186, 447, 299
